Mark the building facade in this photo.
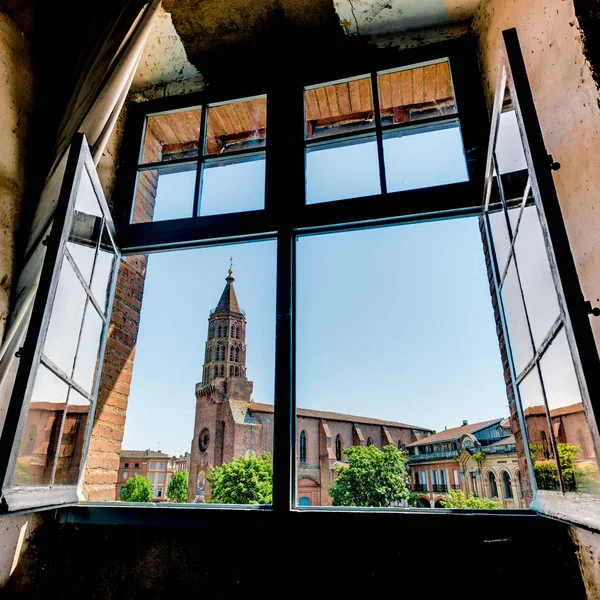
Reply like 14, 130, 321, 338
116, 450, 175, 501
189, 270, 433, 505
407, 418, 525, 508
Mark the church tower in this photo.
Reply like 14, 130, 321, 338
201, 266, 248, 384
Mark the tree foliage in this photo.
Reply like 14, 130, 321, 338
167, 470, 189, 503
329, 444, 410, 507
439, 488, 502, 509
121, 474, 153, 502
206, 453, 273, 504
532, 443, 598, 492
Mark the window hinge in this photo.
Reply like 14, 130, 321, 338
14, 347, 23, 359
585, 300, 600, 317
548, 154, 560, 171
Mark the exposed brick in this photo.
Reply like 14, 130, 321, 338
91, 422, 125, 442
84, 470, 119, 485
95, 408, 126, 427
84, 487, 118, 502
106, 336, 135, 358
86, 455, 121, 471
88, 437, 124, 454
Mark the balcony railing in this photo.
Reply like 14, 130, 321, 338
431, 484, 447, 492
412, 484, 428, 492
408, 449, 460, 462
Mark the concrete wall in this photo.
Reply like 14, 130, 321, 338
473, 1, 600, 594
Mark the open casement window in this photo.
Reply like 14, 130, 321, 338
0, 134, 120, 511
482, 29, 600, 505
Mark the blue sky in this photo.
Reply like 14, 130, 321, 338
122, 123, 511, 456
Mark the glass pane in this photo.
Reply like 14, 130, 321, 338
538, 328, 600, 494
132, 164, 196, 224
12, 365, 69, 486
377, 60, 457, 125
72, 301, 104, 394
121, 241, 276, 505
141, 108, 202, 164
383, 123, 468, 193
488, 208, 512, 279
495, 83, 528, 202
513, 205, 561, 347
75, 167, 102, 218
500, 258, 534, 376
296, 218, 515, 508
43, 257, 87, 377
305, 75, 374, 140
206, 97, 266, 155
306, 137, 380, 204
199, 155, 265, 216
518, 366, 560, 491
91, 225, 117, 314
53, 388, 91, 486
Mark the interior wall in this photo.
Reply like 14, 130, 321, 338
473, 1, 600, 595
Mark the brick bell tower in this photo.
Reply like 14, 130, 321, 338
189, 265, 253, 502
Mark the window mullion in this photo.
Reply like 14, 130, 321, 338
370, 71, 387, 196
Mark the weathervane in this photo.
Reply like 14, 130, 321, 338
229, 256, 233, 276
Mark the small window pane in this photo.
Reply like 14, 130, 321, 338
488, 208, 512, 279
305, 75, 374, 140
75, 168, 102, 218
377, 60, 457, 125
133, 165, 196, 224
12, 365, 69, 486
500, 258, 534, 376
91, 226, 117, 314
383, 123, 468, 193
538, 329, 600, 493
141, 108, 202, 164
306, 137, 380, 204
72, 302, 104, 394
518, 366, 561, 492
206, 97, 266, 155
199, 155, 265, 216
44, 257, 87, 377
66, 210, 102, 285
53, 388, 91, 486
513, 205, 561, 348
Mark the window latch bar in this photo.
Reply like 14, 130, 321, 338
547, 153, 560, 171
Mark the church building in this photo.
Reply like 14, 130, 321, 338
189, 269, 433, 505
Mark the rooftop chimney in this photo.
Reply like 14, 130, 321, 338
462, 420, 468, 426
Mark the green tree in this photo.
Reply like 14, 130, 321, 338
440, 488, 502, 509
206, 452, 273, 504
167, 470, 189, 503
329, 444, 410, 507
121, 474, 153, 502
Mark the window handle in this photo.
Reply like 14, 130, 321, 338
585, 300, 600, 317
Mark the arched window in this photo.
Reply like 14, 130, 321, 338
335, 434, 342, 460
235, 326, 240, 339
488, 472, 498, 498
502, 471, 513, 499
229, 346, 234, 361
234, 366, 240, 376
299, 497, 310, 506
217, 326, 222, 337
367, 437, 373, 447
209, 326, 214, 339
220, 365, 224, 377
221, 346, 226, 360
223, 325, 228, 337
235, 346, 240, 362
300, 431, 307, 463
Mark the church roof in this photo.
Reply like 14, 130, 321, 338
405, 418, 503, 447
214, 269, 241, 314
246, 401, 431, 431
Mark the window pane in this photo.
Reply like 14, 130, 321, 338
91, 226, 117, 315
199, 155, 265, 216
67, 214, 102, 285
12, 365, 69, 486
44, 257, 87, 377
72, 301, 104, 394
296, 218, 513, 508
383, 122, 468, 193
488, 208, 512, 280
518, 366, 560, 491
133, 165, 196, 224
121, 241, 276, 505
377, 60, 457, 125
53, 388, 91, 486
141, 108, 202, 164
305, 75, 374, 140
500, 258, 534, 376
538, 328, 600, 494
206, 97, 266, 155
513, 205, 561, 348
306, 137, 380, 204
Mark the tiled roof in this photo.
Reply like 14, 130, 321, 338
405, 418, 503, 447
120, 450, 171, 459
246, 402, 431, 431
489, 434, 515, 446
523, 402, 584, 418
